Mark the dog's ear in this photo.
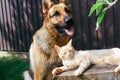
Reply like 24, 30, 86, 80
59, 0, 70, 5
42, 0, 54, 16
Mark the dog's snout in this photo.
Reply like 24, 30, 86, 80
64, 16, 73, 26
64, 16, 72, 23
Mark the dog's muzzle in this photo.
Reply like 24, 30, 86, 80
63, 16, 74, 36
64, 16, 73, 27
55, 16, 74, 36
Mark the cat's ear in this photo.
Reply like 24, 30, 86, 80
54, 45, 60, 54
67, 39, 72, 45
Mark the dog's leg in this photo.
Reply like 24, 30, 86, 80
34, 65, 51, 80
34, 68, 40, 80
33, 45, 48, 80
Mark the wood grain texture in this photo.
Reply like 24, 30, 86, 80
53, 65, 120, 80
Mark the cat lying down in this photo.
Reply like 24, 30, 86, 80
52, 41, 120, 76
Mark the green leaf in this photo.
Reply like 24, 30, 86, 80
96, 0, 105, 3
118, 0, 120, 3
96, 3, 104, 16
96, 8, 108, 30
108, 0, 112, 2
88, 2, 105, 17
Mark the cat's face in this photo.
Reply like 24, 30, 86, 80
54, 45, 75, 60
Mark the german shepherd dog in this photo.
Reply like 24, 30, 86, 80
23, 0, 74, 80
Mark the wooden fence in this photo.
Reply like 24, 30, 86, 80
0, 0, 43, 51
0, 0, 120, 51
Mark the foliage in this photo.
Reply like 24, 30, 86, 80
89, 0, 119, 30
0, 56, 29, 80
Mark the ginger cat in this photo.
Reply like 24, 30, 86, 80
52, 41, 120, 76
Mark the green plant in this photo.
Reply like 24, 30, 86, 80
0, 56, 28, 80
89, 0, 119, 30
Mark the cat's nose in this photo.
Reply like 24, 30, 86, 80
68, 53, 72, 58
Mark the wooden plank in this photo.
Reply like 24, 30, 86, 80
113, 3, 118, 47
105, 7, 115, 48
36, 0, 43, 28
0, 27, 2, 50
79, 0, 90, 50
20, 0, 31, 51
9, 0, 16, 51
25, 0, 33, 50
3, 0, 11, 50
0, 0, 3, 50
116, 3, 120, 47
15, 0, 23, 51
97, 19, 106, 49
114, 2, 120, 48
87, 0, 98, 49
1, 0, 7, 50
5, 0, 14, 51
71, 0, 83, 50
0, 24, 2, 50
16, 0, 24, 51
16, 0, 26, 51
53, 65, 120, 80
30, 0, 39, 30
9, 0, 19, 51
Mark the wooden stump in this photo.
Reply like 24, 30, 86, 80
53, 65, 120, 80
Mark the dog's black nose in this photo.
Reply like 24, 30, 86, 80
64, 16, 73, 26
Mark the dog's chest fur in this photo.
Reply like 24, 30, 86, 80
33, 26, 68, 56
33, 28, 55, 55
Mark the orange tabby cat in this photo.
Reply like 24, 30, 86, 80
52, 41, 120, 76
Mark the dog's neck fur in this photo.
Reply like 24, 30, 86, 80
44, 21, 58, 38
33, 21, 70, 57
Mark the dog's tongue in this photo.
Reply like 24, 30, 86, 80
65, 27, 74, 36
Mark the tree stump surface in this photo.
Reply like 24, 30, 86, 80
53, 65, 120, 80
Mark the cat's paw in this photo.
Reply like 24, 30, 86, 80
115, 67, 120, 73
52, 67, 63, 75
74, 71, 82, 76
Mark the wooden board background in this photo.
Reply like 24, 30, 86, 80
0, 0, 120, 51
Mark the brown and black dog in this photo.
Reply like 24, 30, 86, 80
23, 0, 74, 80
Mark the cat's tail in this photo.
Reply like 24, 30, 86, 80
23, 70, 32, 80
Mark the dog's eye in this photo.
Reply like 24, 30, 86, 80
65, 7, 71, 13
53, 11, 60, 17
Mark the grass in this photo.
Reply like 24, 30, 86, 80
0, 56, 29, 80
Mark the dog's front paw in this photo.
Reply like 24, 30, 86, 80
74, 70, 82, 76
52, 67, 63, 75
